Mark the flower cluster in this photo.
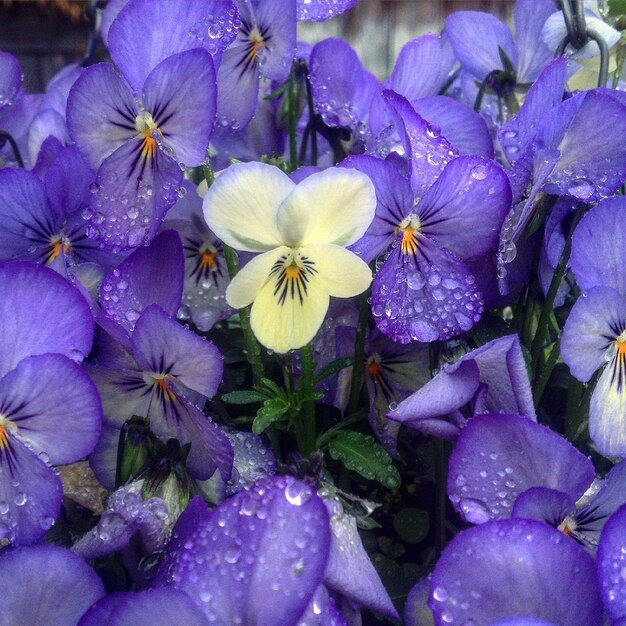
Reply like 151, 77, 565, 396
2, 0, 626, 623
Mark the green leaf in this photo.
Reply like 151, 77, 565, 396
313, 357, 353, 384
252, 398, 290, 435
260, 378, 284, 398
393, 508, 430, 544
221, 390, 268, 405
328, 431, 401, 489
605, 0, 626, 16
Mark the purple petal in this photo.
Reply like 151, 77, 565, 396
371, 238, 483, 344
0, 354, 101, 465
561, 287, 626, 382
79, 588, 210, 626
66, 63, 138, 170
27, 108, 70, 166
108, 0, 239, 92
100, 230, 184, 333
157, 476, 331, 626
297, 585, 346, 625
388, 359, 480, 428
597, 504, 626, 620
253, 0, 297, 81
310, 38, 380, 133
143, 49, 217, 166
100, 0, 128, 46
570, 196, 626, 294
383, 90, 457, 198
88, 423, 121, 490
132, 304, 223, 398
538, 91, 626, 202
445, 11, 517, 80
514, 0, 556, 82
0, 437, 62, 545
86, 135, 183, 250
215, 38, 261, 131
447, 414, 595, 523
341, 153, 412, 263
511, 486, 575, 526
0, 545, 104, 623
0, 168, 54, 261
412, 96, 494, 158
405, 576, 434, 626
386, 35, 455, 101
323, 499, 398, 619
0, 261, 94, 378
297, 0, 356, 21
418, 155, 511, 260
429, 519, 602, 626
498, 56, 567, 165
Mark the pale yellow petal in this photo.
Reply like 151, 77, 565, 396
225, 247, 290, 309
302, 244, 372, 298
250, 258, 330, 353
276, 168, 376, 247
203, 162, 294, 252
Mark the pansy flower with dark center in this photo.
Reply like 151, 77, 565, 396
344, 91, 510, 344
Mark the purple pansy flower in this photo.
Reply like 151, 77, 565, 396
0, 261, 101, 545
0, 545, 105, 625
68, 1, 221, 250
296, 0, 356, 22
88, 303, 232, 482
215, 0, 296, 131
345, 91, 511, 343
388, 334, 536, 440
0, 146, 121, 274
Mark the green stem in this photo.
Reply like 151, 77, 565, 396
316, 410, 366, 449
530, 206, 585, 378
287, 63, 298, 172
347, 293, 370, 415
533, 338, 560, 406
567, 369, 601, 441
295, 344, 316, 457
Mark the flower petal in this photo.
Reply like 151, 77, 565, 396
297, 0, 356, 21
514, 0, 556, 82
142, 49, 217, 166
203, 162, 292, 252
277, 167, 376, 247
597, 503, 626, 620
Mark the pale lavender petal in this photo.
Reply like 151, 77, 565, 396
570, 196, 626, 294
157, 477, 331, 626
253, 0, 297, 81
0, 51, 22, 114
100, 0, 128, 46
66, 63, 138, 170
323, 499, 398, 619
108, 0, 239, 92
0, 545, 105, 624
0, 261, 94, 378
404, 576, 434, 626
412, 96, 494, 158
417, 155, 511, 259
142, 49, 217, 166
0, 354, 101, 465
297, 0, 356, 21
597, 504, 626, 620
429, 519, 602, 626
27, 109, 70, 166
99, 230, 184, 333
445, 11, 517, 80
132, 304, 223, 398
561, 287, 626, 382
447, 414, 595, 523
387, 35, 455, 101
511, 486, 575, 526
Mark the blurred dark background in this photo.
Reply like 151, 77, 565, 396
0, 0, 516, 91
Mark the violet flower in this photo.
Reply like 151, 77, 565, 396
388, 334, 536, 440
88, 303, 233, 482
296, 0, 356, 22
345, 91, 511, 344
